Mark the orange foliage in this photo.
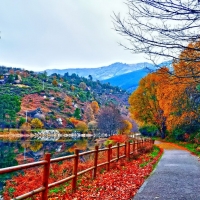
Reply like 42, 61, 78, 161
75, 121, 88, 133
83, 104, 94, 122
109, 135, 128, 143
91, 101, 99, 115
64, 96, 72, 106
52, 79, 58, 86
119, 120, 132, 134
69, 117, 79, 126
20, 122, 31, 133
129, 48, 200, 133
173, 41, 200, 83
129, 70, 167, 137
156, 41, 200, 131
20, 94, 50, 112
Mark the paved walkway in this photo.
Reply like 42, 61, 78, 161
133, 141, 200, 200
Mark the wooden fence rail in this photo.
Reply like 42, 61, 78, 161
0, 138, 154, 200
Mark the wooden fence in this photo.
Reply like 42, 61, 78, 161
0, 138, 154, 200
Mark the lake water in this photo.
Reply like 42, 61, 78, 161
0, 134, 103, 194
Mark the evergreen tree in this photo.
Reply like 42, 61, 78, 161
0, 94, 21, 131
73, 108, 81, 120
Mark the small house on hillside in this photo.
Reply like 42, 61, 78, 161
0, 79, 5, 84
3, 73, 9, 79
0, 73, 9, 84
26, 108, 45, 120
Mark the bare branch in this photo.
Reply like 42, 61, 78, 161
113, 0, 200, 64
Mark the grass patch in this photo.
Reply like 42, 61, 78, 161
140, 146, 162, 168
176, 142, 200, 156
49, 182, 70, 195
140, 161, 148, 168
150, 146, 160, 158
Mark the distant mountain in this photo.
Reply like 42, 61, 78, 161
102, 68, 149, 93
102, 60, 173, 92
45, 62, 155, 80
45, 60, 172, 92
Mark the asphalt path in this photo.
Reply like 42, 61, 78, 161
133, 141, 200, 200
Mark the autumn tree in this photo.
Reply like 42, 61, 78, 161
157, 43, 200, 132
20, 122, 31, 133
88, 120, 98, 131
69, 117, 79, 126
64, 96, 72, 106
79, 82, 87, 90
30, 141, 43, 152
52, 79, 58, 86
83, 104, 94, 122
71, 85, 75, 91
129, 71, 168, 138
97, 105, 123, 136
91, 101, 99, 115
31, 118, 44, 129
173, 41, 200, 82
157, 78, 199, 132
129, 41, 200, 136
119, 119, 132, 135
75, 121, 88, 133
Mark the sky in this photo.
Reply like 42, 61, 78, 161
0, 0, 147, 71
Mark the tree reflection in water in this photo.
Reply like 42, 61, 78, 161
0, 135, 97, 193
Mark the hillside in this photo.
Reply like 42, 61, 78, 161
0, 66, 129, 129
45, 62, 154, 80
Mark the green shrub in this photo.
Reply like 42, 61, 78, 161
172, 128, 185, 141
194, 132, 200, 144
139, 124, 158, 137
59, 103, 64, 110
55, 97, 62, 102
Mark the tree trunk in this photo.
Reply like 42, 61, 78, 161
159, 122, 167, 139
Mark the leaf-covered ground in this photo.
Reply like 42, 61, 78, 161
155, 141, 187, 150
2, 146, 163, 200
48, 146, 163, 200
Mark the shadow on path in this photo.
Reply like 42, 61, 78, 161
133, 141, 200, 200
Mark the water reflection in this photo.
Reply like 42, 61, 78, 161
0, 132, 105, 193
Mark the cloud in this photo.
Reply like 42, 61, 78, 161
0, 0, 147, 71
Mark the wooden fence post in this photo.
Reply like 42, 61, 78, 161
72, 148, 79, 192
149, 139, 151, 147
135, 140, 138, 152
143, 139, 145, 149
93, 145, 99, 179
117, 143, 120, 161
124, 142, 127, 158
107, 144, 112, 171
42, 153, 51, 200
127, 141, 130, 160
133, 141, 135, 153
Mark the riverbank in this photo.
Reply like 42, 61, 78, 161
0, 133, 34, 138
